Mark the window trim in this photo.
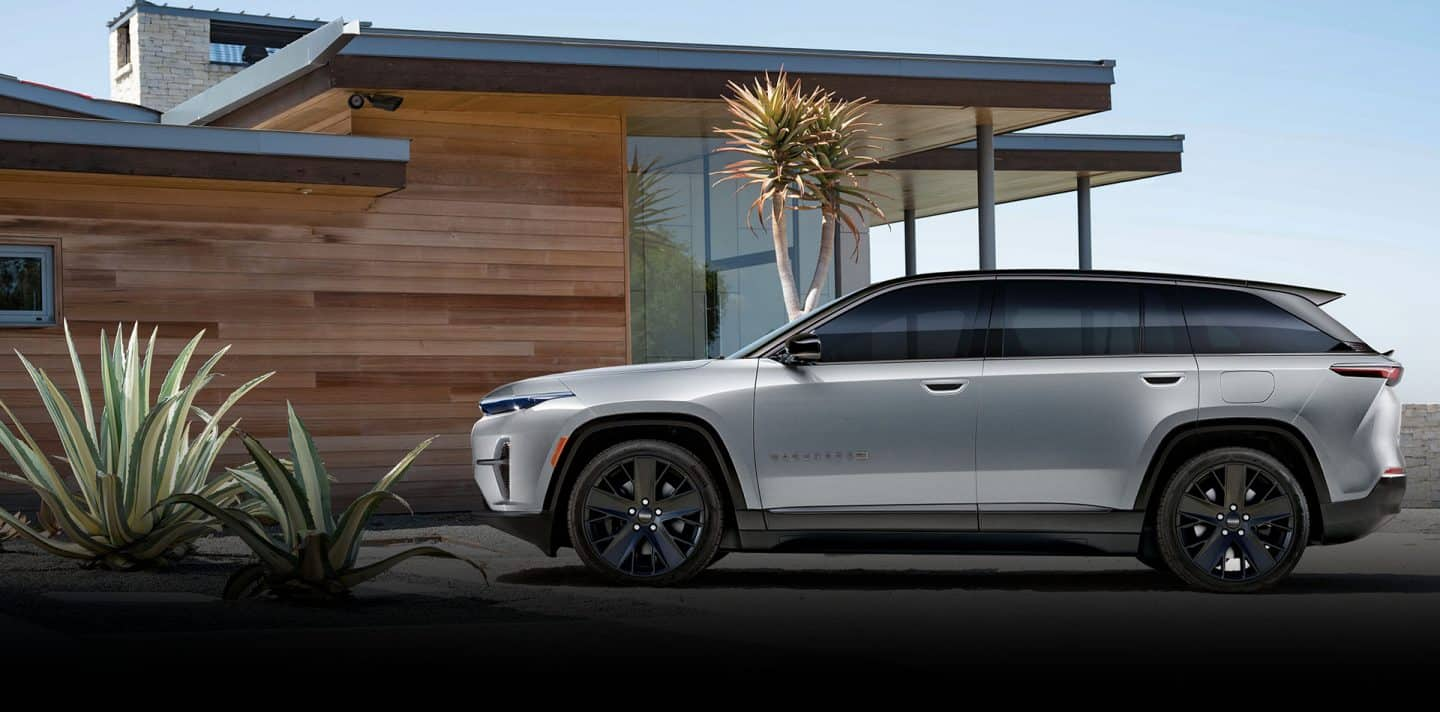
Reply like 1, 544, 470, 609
0, 238, 60, 328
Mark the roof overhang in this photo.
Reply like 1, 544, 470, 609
866, 133, 1183, 224
0, 73, 158, 122
0, 114, 408, 192
169, 21, 1115, 158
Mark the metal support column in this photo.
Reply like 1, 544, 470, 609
903, 207, 917, 276
1077, 174, 1092, 270
976, 120, 996, 270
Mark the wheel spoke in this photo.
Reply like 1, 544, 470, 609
656, 490, 702, 520
587, 489, 635, 518
1245, 496, 1293, 525
632, 457, 657, 503
1179, 494, 1219, 521
1236, 532, 1277, 575
600, 527, 641, 567
1191, 529, 1230, 574
649, 528, 687, 569
1223, 464, 1246, 509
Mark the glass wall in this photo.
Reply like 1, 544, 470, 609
628, 135, 833, 362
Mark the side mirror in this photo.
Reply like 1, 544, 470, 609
782, 333, 821, 365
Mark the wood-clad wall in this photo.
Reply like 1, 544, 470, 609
0, 102, 627, 511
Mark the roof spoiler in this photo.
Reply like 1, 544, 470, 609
1171, 276, 1344, 305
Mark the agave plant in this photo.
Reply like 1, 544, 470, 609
168, 405, 482, 601
714, 71, 818, 321
797, 91, 885, 312
0, 511, 28, 551
0, 323, 272, 569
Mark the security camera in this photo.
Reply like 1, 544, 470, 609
347, 93, 404, 112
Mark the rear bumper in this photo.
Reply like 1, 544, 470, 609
1320, 475, 1405, 544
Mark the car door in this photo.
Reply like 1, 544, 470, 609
753, 278, 993, 518
976, 279, 1199, 516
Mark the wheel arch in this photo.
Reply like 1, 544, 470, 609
543, 413, 749, 551
1135, 419, 1327, 543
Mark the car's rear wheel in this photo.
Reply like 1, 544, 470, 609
1156, 447, 1309, 593
567, 439, 724, 586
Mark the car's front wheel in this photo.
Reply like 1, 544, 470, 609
1156, 447, 1310, 593
566, 439, 724, 586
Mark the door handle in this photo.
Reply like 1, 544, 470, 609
922, 379, 967, 394
1141, 372, 1185, 386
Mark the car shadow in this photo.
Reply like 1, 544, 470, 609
499, 565, 1440, 594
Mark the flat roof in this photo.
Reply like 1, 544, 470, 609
165, 17, 1115, 128
867, 133, 1183, 223
0, 73, 158, 122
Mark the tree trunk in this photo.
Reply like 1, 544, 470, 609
770, 193, 803, 320
803, 207, 837, 313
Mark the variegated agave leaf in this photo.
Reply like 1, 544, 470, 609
0, 321, 273, 568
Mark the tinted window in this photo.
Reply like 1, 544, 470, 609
996, 280, 1140, 357
814, 281, 990, 362
1179, 286, 1344, 354
1142, 284, 1191, 354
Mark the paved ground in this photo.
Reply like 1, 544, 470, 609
3, 510, 1440, 673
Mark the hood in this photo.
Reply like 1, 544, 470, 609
481, 360, 713, 400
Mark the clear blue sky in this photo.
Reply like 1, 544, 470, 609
3, 1, 1437, 400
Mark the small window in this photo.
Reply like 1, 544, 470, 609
1142, 284, 1191, 354
1179, 286, 1345, 354
116, 21, 132, 69
995, 280, 1140, 358
0, 244, 56, 326
813, 281, 991, 362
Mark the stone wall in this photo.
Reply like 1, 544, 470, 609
1402, 404, 1440, 507
109, 11, 242, 112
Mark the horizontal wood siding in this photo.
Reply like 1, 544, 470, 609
0, 105, 625, 512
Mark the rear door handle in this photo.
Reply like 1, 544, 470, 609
923, 379, 968, 394
1141, 372, 1185, 386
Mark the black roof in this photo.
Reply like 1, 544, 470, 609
874, 269, 1343, 305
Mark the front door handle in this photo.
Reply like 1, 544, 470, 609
923, 379, 968, 394
1142, 372, 1185, 386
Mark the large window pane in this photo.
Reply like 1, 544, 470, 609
813, 281, 990, 362
0, 245, 54, 326
997, 280, 1140, 357
1179, 286, 1344, 354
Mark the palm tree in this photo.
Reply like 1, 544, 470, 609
714, 72, 817, 321
798, 91, 883, 312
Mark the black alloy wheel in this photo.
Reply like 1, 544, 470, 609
567, 439, 724, 586
1157, 447, 1309, 593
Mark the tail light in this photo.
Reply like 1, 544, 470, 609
1331, 364, 1403, 386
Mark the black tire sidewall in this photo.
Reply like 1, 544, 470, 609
1156, 447, 1310, 593
566, 439, 725, 586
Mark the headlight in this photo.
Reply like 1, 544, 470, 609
479, 391, 574, 416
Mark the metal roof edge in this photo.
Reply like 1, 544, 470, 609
108, 1, 328, 31
338, 30, 1116, 84
162, 17, 358, 126
948, 133, 1184, 152
0, 73, 158, 122
0, 113, 408, 162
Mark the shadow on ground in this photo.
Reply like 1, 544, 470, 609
500, 564, 1440, 594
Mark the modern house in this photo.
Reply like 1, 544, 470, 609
0, 2, 1182, 510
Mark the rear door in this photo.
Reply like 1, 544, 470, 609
976, 279, 1199, 514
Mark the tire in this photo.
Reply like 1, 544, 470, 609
1156, 447, 1310, 593
566, 439, 725, 586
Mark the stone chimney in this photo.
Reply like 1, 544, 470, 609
107, 2, 319, 112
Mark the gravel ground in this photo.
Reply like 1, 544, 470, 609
2, 509, 1438, 673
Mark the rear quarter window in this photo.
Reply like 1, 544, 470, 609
1178, 286, 1346, 354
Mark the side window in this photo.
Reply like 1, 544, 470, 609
1142, 284, 1191, 354
995, 280, 1140, 357
813, 281, 990, 362
0, 244, 56, 326
1179, 286, 1344, 354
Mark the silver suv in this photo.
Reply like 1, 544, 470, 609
471, 270, 1404, 592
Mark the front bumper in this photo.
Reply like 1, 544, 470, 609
1320, 475, 1405, 544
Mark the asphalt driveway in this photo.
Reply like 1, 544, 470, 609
2, 510, 1438, 672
